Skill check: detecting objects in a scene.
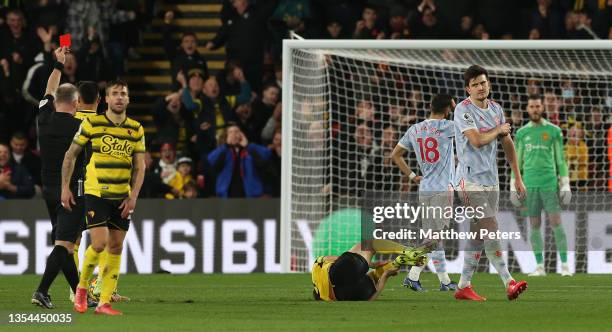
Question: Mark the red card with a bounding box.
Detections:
[59,34,71,48]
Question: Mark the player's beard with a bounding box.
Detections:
[530,112,541,122]
[110,105,126,115]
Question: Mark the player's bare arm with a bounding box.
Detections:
[44,46,67,96]
[462,123,510,149]
[368,266,399,301]
[119,152,146,219]
[391,145,421,183]
[501,135,526,197]
[60,142,83,211]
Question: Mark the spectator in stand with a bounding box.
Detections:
[235,101,258,143]
[388,8,410,39]
[76,28,113,87]
[563,10,593,39]
[411,0,444,39]
[163,11,210,90]
[251,83,280,142]
[152,91,196,159]
[23,51,80,108]
[323,20,345,39]
[140,151,173,198]
[207,125,271,198]
[353,4,386,39]
[530,0,563,39]
[543,89,561,125]
[206,0,279,93]
[182,181,199,199]
[565,124,589,191]
[261,102,282,144]
[195,76,238,159]
[154,142,178,185]
[9,132,41,194]
[0,142,35,199]
[263,130,282,197]
[178,68,205,116]
[165,157,195,199]
[0,9,38,90]
[585,106,607,190]
[269,0,316,59]
[215,61,253,106]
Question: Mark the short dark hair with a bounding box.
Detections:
[78,81,99,104]
[10,131,27,141]
[431,94,454,115]
[464,65,489,86]
[527,94,543,102]
[56,83,78,104]
[181,32,197,41]
[105,80,129,96]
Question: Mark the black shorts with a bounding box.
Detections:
[85,194,130,231]
[56,197,86,242]
[43,188,85,243]
[43,188,60,242]
[328,252,376,301]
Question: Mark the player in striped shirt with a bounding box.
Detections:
[453,65,527,301]
[61,80,146,315]
[391,94,458,292]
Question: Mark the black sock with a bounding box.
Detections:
[37,245,68,294]
[61,251,79,293]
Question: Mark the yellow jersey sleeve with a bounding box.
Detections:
[311,256,336,301]
[135,125,146,153]
[73,118,93,146]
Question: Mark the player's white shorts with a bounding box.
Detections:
[419,189,454,231]
[456,179,499,219]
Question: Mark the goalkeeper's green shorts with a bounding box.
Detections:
[523,187,560,217]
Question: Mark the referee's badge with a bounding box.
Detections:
[87,210,95,219]
[39,99,48,108]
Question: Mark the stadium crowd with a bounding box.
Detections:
[0,0,610,200]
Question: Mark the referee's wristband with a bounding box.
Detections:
[408,172,416,180]
[53,61,64,71]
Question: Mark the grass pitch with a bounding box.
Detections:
[0,273,610,331]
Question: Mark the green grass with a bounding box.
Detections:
[0,273,610,331]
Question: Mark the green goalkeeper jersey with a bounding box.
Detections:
[513,120,569,189]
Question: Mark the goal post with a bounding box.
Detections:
[281,40,612,273]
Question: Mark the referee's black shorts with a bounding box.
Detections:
[43,187,86,243]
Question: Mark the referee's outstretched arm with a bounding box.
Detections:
[44,46,67,97]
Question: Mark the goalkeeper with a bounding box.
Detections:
[312,239,430,301]
[511,94,572,277]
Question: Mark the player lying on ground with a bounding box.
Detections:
[312,239,430,301]
[512,94,572,277]
[391,93,459,292]
[453,65,528,301]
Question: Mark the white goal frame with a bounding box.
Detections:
[280,39,612,273]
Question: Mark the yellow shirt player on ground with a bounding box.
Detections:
[61,80,146,316]
[312,239,431,301]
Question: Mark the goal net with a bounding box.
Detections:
[281,40,612,274]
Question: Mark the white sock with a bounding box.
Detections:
[458,241,483,289]
[431,250,451,285]
[408,265,425,281]
[484,239,513,287]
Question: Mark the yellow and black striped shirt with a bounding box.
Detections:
[73,114,145,199]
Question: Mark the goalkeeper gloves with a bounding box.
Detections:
[559,176,572,205]
[510,178,522,207]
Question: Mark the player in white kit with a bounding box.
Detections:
[391,94,458,292]
[453,65,528,301]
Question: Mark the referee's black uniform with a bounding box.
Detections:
[37,94,86,243]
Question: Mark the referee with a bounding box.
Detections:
[32,47,91,309]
